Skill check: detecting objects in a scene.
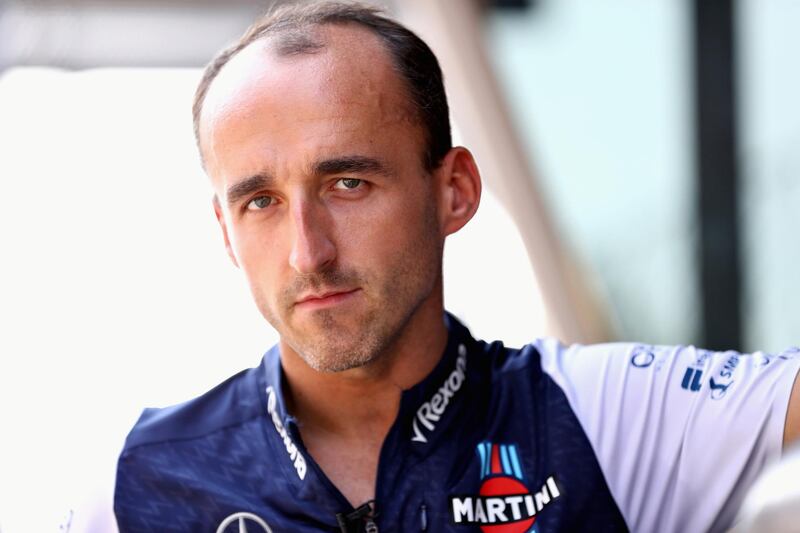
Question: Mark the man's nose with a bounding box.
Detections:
[288,199,336,274]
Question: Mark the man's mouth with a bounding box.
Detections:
[294,288,361,310]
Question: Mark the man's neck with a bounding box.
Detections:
[278,299,448,506]
[279,300,448,438]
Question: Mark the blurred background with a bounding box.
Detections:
[0,0,798,531]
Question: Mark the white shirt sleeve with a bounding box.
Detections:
[533,339,800,533]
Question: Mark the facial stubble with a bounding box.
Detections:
[258,196,442,373]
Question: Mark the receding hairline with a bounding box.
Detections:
[193,0,452,172]
[195,21,425,164]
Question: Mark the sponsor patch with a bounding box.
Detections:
[709,353,740,399]
[450,442,561,532]
[411,344,467,444]
[266,386,307,480]
[680,349,712,393]
[216,511,273,533]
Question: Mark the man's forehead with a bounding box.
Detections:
[199,23,421,184]
[200,24,411,133]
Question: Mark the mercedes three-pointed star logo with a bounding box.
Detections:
[216,511,274,533]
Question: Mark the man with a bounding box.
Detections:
[114,2,800,532]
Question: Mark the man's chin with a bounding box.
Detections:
[278,306,399,372]
[307,354,373,373]
[293,340,378,373]
[280,323,374,372]
[288,311,358,339]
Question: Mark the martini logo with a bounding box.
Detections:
[450,442,561,532]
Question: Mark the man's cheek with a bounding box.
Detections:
[234,231,277,269]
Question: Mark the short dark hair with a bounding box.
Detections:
[192,1,452,171]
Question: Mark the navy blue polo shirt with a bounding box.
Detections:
[114,314,800,532]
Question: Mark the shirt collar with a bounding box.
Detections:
[258,312,477,460]
[260,344,291,422]
[259,346,311,484]
[259,346,344,523]
[398,312,475,450]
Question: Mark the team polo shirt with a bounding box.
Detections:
[114,313,800,532]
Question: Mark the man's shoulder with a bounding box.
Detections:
[471,335,548,380]
[121,360,266,454]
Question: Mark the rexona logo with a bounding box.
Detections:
[411,344,467,444]
[266,386,307,480]
[450,442,561,533]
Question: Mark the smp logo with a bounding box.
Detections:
[450,442,560,532]
[709,354,740,400]
[709,377,734,400]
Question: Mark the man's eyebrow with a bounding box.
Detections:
[226,173,274,206]
[313,155,389,177]
[224,157,387,206]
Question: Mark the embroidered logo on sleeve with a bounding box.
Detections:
[680,349,711,393]
[709,353,740,399]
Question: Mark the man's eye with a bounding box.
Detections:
[334,178,363,190]
[246,196,273,210]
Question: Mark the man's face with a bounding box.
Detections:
[200,26,444,372]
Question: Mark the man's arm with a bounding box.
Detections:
[784,369,800,447]
[534,339,800,532]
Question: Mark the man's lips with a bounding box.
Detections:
[294,288,361,309]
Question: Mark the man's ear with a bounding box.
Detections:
[213,195,240,268]
[435,146,482,237]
